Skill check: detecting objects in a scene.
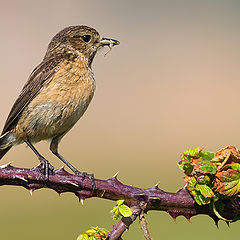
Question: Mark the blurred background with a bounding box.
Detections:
[0,0,239,239]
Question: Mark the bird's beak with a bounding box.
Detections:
[99,38,120,47]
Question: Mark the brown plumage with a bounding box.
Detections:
[0,25,119,181]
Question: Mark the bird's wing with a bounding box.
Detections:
[2,57,62,134]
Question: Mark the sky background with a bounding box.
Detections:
[0,0,240,239]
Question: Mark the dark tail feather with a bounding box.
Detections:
[0,131,14,160]
[0,146,12,160]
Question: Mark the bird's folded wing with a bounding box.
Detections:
[2,57,62,134]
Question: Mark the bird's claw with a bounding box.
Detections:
[76,171,95,191]
[38,157,54,180]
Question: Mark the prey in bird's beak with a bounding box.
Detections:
[99,38,120,56]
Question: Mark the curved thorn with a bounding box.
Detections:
[0,162,13,168]
[70,182,79,187]
[212,202,232,222]
[113,171,119,178]
[187,218,192,224]
[17,176,28,182]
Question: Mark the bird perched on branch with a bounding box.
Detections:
[0,25,119,183]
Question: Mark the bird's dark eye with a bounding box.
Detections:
[82,35,91,43]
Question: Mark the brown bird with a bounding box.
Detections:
[0,25,119,181]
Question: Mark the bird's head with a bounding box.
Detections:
[45,25,120,65]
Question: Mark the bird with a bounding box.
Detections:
[0,25,120,181]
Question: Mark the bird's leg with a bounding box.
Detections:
[50,137,95,190]
[25,140,54,179]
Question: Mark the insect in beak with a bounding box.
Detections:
[99,38,120,56]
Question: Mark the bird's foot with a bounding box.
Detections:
[38,156,54,180]
[75,170,95,191]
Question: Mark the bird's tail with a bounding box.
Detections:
[0,146,12,159]
[0,131,15,160]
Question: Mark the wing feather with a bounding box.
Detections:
[2,58,62,134]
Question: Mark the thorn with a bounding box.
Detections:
[0,162,12,168]
[17,176,28,182]
[36,163,42,168]
[112,171,119,178]
[98,190,106,198]
[80,198,84,205]
[70,182,79,187]
[226,221,230,228]
[29,189,33,196]
[172,217,177,224]
[214,218,219,228]
[186,218,192,224]
[154,183,159,188]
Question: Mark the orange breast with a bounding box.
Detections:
[14,57,96,142]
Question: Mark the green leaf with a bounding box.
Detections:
[119,204,132,217]
[193,192,203,205]
[215,169,240,196]
[182,147,202,160]
[191,190,203,205]
[197,175,210,185]
[196,191,211,205]
[186,176,197,191]
[199,151,215,160]
[88,236,96,240]
[178,161,193,175]
[197,160,217,174]
[231,163,240,172]
[86,229,96,235]
[96,228,108,239]
[195,184,215,198]
[111,206,120,219]
[117,200,124,205]
[77,234,88,240]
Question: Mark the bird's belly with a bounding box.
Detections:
[14,68,96,142]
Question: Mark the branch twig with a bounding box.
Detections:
[140,210,152,240]
[0,163,239,239]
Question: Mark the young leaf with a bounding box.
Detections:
[195,184,215,198]
[178,161,193,175]
[199,151,215,160]
[111,206,120,219]
[215,169,240,196]
[77,234,88,240]
[88,236,96,240]
[185,176,197,191]
[181,147,202,161]
[231,163,240,172]
[197,175,210,185]
[119,205,132,217]
[117,200,125,205]
[86,229,96,235]
[194,159,217,174]
[196,191,211,205]
[192,191,203,205]
[95,228,108,240]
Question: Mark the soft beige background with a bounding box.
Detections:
[0,0,239,239]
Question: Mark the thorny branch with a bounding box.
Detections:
[0,163,239,240]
